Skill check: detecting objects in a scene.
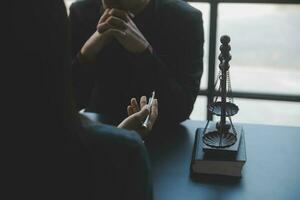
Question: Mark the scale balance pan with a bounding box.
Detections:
[208,102,239,117]
[203,130,237,148]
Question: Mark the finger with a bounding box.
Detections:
[131,98,139,113]
[151,99,158,117]
[109,9,129,22]
[125,13,138,29]
[140,96,147,109]
[98,24,125,36]
[148,99,158,129]
[127,105,134,116]
[97,22,112,33]
[135,106,150,122]
[128,12,135,19]
[106,28,126,37]
[99,9,111,24]
[106,16,128,31]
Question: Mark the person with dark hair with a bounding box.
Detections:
[70,0,204,128]
[9,0,157,199]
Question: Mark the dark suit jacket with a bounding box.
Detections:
[70,0,204,127]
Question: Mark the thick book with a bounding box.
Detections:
[190,128,246,177]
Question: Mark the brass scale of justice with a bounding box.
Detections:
[201,35,243,154]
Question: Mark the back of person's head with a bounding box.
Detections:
[11,0,76,131]
[9,1,91,199]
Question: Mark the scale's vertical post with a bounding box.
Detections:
[220,35,231,136]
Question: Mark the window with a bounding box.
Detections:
[223,98,300,127]
[191,1,300,127]
[217,4,300,95]
[190,96,207,121]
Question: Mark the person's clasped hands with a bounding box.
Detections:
[81,8,152,62]
[98,8,151,53]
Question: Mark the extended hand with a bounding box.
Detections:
[118,96,158,139]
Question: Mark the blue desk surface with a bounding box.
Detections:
[147,120,300,200]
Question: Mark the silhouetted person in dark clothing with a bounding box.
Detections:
[8,0,157,199]
[70,0,204,128]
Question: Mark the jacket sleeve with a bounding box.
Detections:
[131,10,204,126]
